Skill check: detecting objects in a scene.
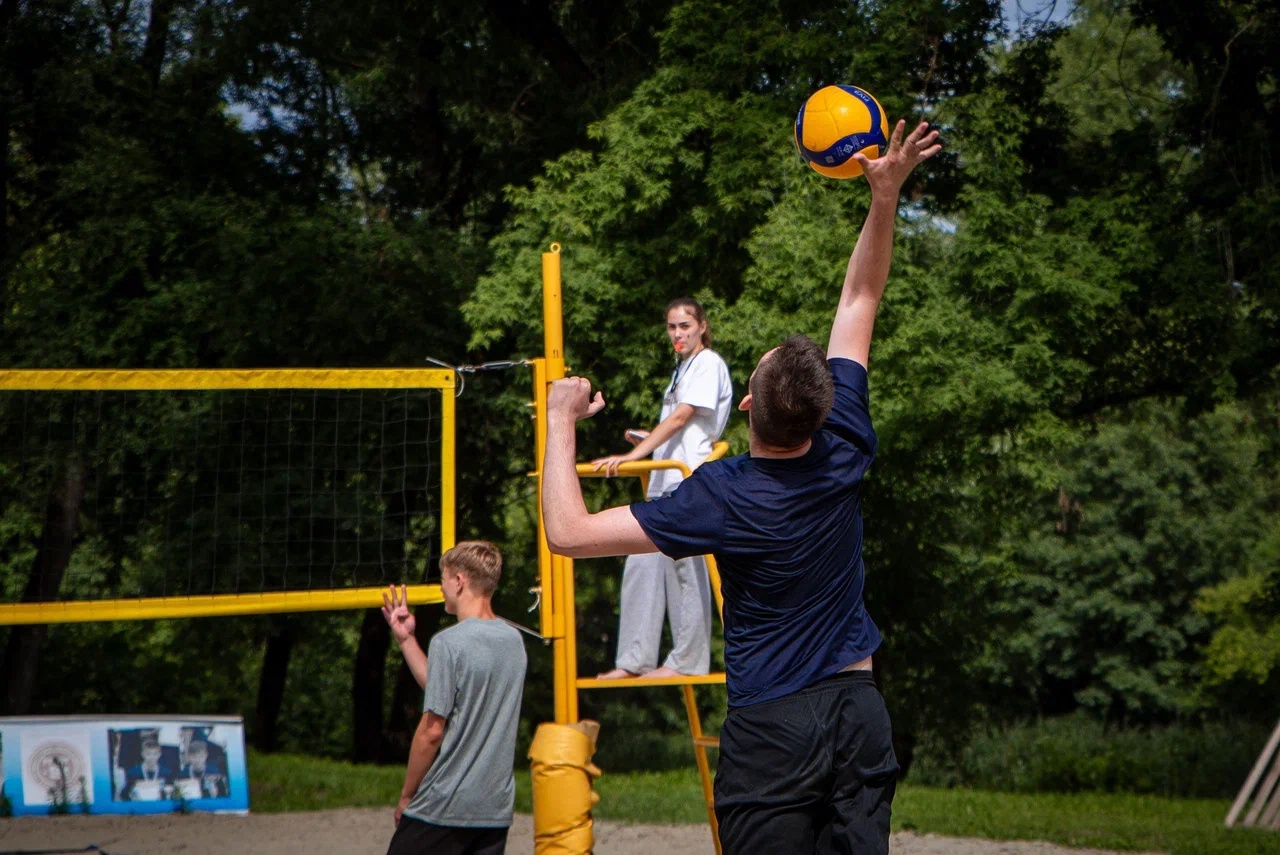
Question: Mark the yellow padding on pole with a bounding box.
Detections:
[529,720,602,855]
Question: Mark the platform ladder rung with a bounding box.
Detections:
[693,735,721,748]
[576,672,726,690]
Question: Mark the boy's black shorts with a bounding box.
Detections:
[386,816,508,855]
[714,670,899,855]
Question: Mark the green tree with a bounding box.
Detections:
[984,402,1279,723]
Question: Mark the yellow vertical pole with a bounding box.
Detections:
[542,243,566,380]
[542,242,578,724]
[440,383,457,553]
[531,358,554,641]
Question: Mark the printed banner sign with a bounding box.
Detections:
[1,715,249,816]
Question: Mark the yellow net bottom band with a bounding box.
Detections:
[0,584,443,625]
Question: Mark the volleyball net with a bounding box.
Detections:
[0,369,455,624]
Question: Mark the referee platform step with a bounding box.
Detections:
[575,672,726,689]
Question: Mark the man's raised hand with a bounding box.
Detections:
[853,119,942,196]
[548,377,606,422]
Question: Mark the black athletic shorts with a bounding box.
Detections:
[714,670,898,854]
[386,815,508,855]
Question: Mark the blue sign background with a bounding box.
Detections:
[1,715,249,816]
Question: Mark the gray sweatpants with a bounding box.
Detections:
[614,552,712,675]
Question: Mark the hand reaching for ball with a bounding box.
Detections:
[853,120,941,196]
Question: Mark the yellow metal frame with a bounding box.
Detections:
[0,367,457,624]
[530,246,727,853]
[0,586,444,625]
[0,368,456,391]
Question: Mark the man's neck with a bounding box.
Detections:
[749,436,812,459]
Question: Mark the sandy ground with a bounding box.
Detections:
[0,808,1161,855]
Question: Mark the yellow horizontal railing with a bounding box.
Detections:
[574,440,730,620]
[573,440,730,481]
[0,368,456,391]
[0,585,444,625]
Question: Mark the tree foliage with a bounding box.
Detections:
[0,0,1278,768]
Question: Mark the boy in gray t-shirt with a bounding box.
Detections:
[384,541,527,855]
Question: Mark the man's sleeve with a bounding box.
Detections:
[422,634,455,718]
[630,467,724,559]
[824,357,876,459]
[675,355,723,413]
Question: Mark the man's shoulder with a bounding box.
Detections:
[694,453,748,483]
[827,356,869,384]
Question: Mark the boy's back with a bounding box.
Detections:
[405,618,526,827]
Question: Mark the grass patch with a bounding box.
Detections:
[249,751,406,812]
[249,752,1280,854]
[894,785,1280,855]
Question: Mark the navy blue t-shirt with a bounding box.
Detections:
[630,357,881,708]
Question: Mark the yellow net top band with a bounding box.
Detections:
[0,368,456,391]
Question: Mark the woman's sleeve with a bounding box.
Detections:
[676,355,725,413]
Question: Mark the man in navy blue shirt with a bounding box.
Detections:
[543,119,941,854]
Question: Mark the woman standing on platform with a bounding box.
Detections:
[591,298,733,679]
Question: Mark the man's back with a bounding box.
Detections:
[632,358,880,706]
[405,618,526,827]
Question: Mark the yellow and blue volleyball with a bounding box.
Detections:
[794,85,889,179]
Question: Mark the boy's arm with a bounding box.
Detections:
[543,377,661,558]
[394,712,446,826]
[828,120,941,367]
[382,585,427,688]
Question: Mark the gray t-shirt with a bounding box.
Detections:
[404,618,527,827]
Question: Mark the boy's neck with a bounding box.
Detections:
[454,597,496,621]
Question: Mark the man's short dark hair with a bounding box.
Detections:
[748,335,834,448]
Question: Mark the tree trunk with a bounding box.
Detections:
[1,456,87,715]
[385,658,422,762]
[351,608,390,763]
[141,0,174,90]
[254,616,295,753]
[0,0,19,326]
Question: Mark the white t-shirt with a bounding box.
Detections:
[647,348,733,498]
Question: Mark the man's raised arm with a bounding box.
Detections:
[828,119,942,367]
[542,377,660,559]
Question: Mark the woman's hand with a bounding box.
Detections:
[591,451,641,477]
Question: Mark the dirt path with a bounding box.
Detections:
[0,808,1161,855]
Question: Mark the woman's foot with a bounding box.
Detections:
[596,668,640,680]
[646,666,687,679]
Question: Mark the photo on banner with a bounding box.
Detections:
[0,715,249,816]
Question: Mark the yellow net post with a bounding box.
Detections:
[539,242,579,726]
[531,241,727,854]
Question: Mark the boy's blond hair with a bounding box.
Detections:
[441,540,503,597]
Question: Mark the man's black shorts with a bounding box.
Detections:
[714,670,898,854]
[386,815,508,855]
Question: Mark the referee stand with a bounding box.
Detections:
[530,243,727,855]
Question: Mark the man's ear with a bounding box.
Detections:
[737,393,752,412]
